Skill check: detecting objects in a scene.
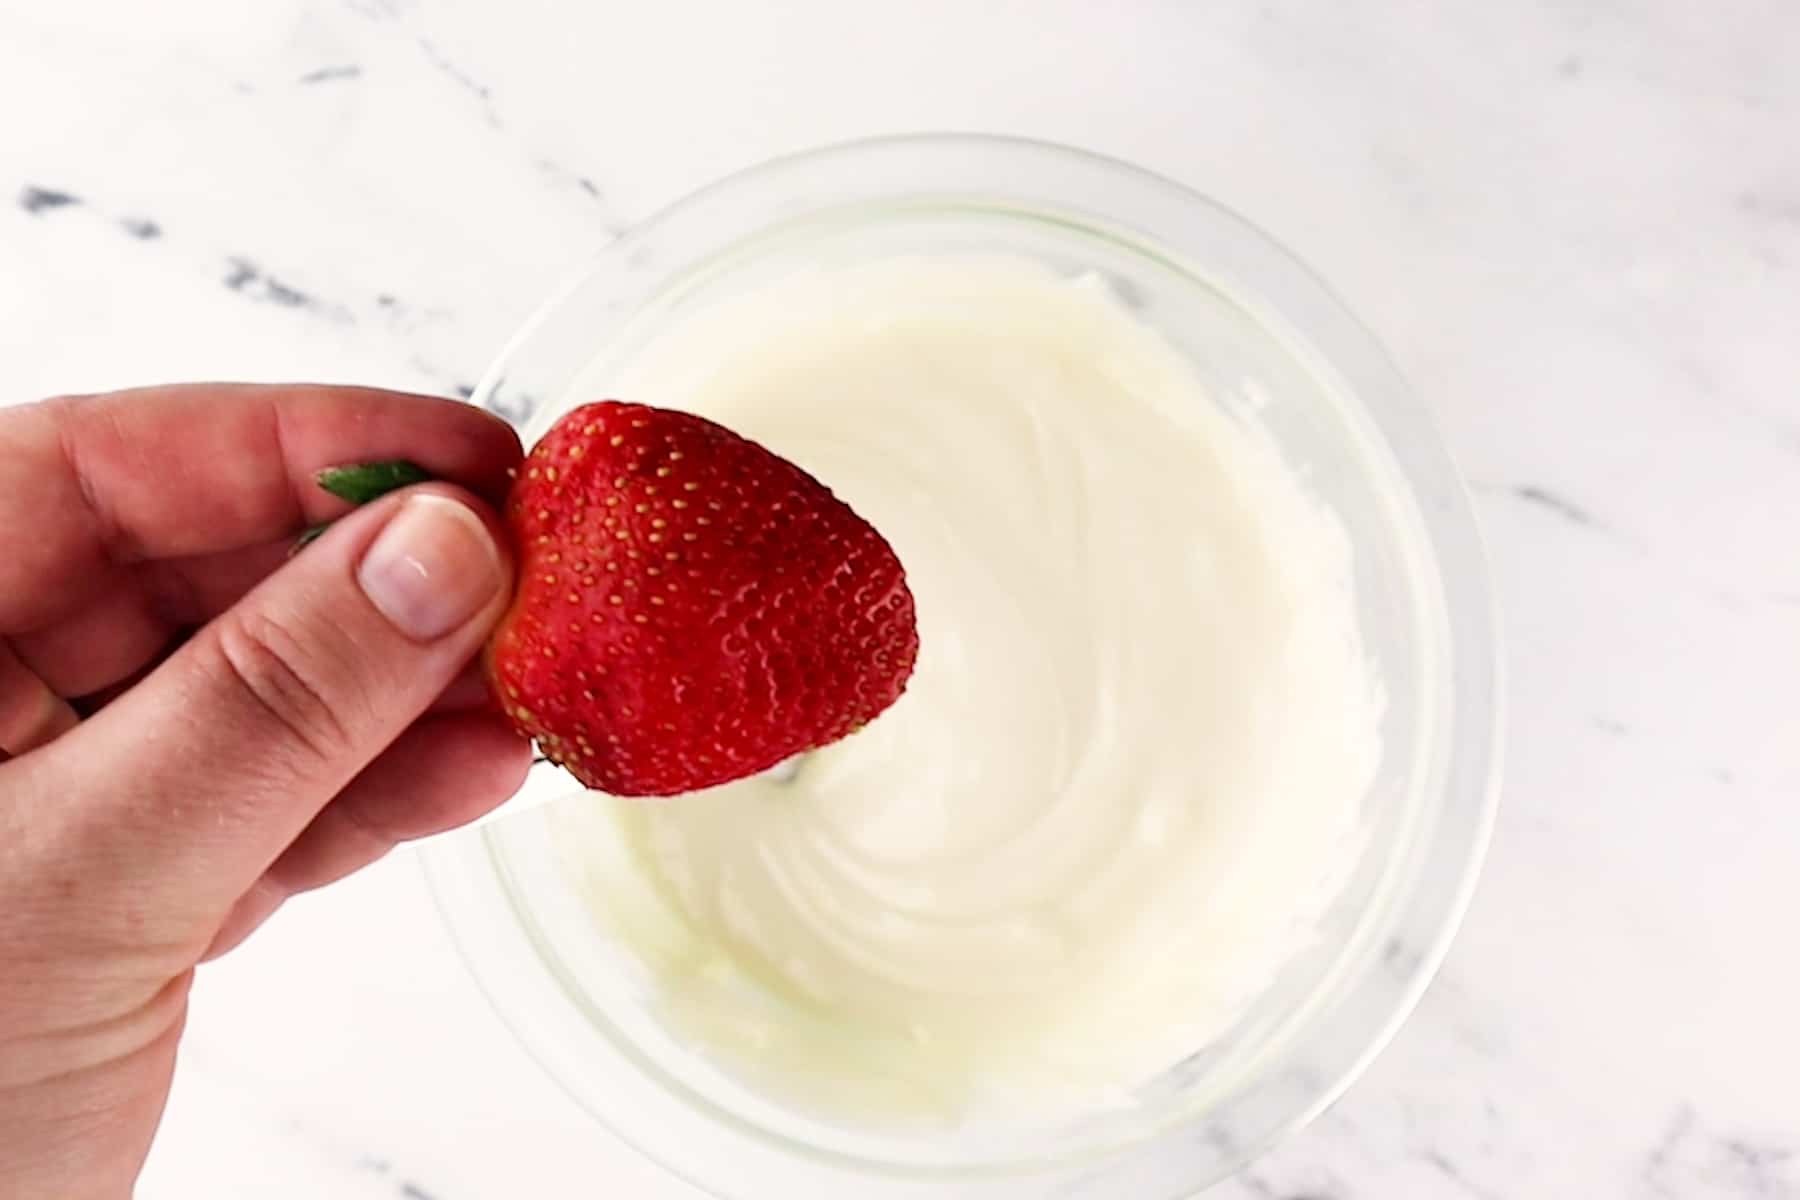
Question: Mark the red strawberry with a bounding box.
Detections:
[482,400,917,796]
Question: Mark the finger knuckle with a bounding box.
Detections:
[213,609,359,763]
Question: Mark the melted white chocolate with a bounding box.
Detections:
[552,257,1381,1118]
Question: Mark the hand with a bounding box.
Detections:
[0,384,529,1199]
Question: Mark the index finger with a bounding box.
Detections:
[0,384,522,629]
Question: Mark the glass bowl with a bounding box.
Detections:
[421,134,1500,1198]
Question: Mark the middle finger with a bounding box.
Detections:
[7,585,171,699]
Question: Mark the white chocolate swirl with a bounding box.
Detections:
[557,257,1381,1116]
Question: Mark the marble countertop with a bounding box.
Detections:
[4,1,1796,1196]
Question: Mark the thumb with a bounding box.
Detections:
[39,485,514,923]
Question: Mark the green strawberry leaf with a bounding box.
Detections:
[314,460,431,504]
[289,522,332,556]
[291,459,435,555]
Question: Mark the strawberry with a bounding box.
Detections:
[482,401,917,796]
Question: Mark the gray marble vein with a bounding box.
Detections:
[19,185,79,214]
[1512,484,1595,527]
[413,35,499,127]
[298,64,363,85]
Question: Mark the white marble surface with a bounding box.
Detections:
[3,0,1797,1196]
